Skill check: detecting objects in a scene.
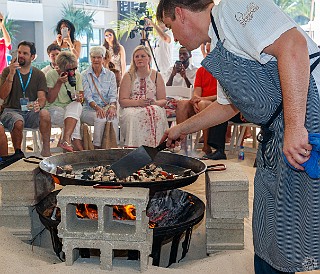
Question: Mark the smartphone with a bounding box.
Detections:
[175,60,182,72]
[61,27,68,39]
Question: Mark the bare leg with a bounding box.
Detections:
[11,120,23,151]
[176,100,195,124]
[0,126,8,156]
[202,128,212,154]
[72,139,84,151]
[176,100,195,151]
[39,109,52,157]
[198,100,213,154]
[63,117,77,144]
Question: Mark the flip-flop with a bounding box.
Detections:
[58,141,74,152]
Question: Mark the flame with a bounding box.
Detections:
[52,175,60,185]
[113,205,136,220]
[76,204,98,219]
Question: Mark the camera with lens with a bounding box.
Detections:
[66,70,76,87]
[129,3,153,40]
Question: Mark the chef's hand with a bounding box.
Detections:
[282,126,312,170]
[160,124,186,148]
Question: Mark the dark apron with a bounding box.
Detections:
[201,13,320,272]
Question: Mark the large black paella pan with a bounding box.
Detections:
[39,149,207,192]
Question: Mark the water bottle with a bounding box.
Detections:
[238,146,245,160]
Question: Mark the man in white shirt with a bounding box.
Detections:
[165,46,197,88]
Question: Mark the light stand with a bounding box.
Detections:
[140,29,160,72]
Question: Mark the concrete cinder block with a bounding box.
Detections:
[57,186,152,271]
[205,161,249,219]
[206,217,244,254]
[0,159,54,206]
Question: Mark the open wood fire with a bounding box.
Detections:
[43,189,195,229]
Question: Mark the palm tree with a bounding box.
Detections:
[60,3,96,62]
[0,15,20,43]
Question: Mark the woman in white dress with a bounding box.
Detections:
[119,45,168,147]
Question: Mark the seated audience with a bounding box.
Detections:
[119,45,168,147]
[0,121,8,156]
[0,41,51,157]
[176,66,217,154]
[165,46,197,88]
[45,51,83,152]
[81,46,118,148]
[42,43,61,75]
[54,19,81,59]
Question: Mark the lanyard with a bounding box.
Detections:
[17,67,33,98]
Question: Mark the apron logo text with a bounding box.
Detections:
[235,3,260,27]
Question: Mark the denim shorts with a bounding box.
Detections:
[0,108,40,132]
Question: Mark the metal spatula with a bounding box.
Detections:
[110,141,168,179]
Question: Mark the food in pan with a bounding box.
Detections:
[55,163,193,182]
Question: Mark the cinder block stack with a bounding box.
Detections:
[0,159,54,241]
[205,161,249,254]
[57,185,152,271]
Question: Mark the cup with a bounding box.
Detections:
[27,101,34,111]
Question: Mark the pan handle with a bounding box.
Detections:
[206,163,227,171]
[93,184,123,189]
[156,138,181,151]
[23,156,43,164]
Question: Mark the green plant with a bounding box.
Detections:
[60,3,96,41]
[0,15,20,43]
[112,5,157,41]
[274,0,312,24]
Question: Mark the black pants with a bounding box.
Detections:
[254,254,294,274]
[207,113,244,151]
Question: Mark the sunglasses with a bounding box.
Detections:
[66,67,77,72]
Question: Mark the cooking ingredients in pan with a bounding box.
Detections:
[55,163,193,182]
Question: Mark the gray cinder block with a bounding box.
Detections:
[57,185,152,271]
[205,161,249,219]
[0,160,54,206]
[206,217,244,254]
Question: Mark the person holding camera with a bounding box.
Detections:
[54,19,81,60]
[0,12,11,74]
[145,18,174,73]
[0,41,51,157]
[165,46,197,88]
[45,51,83,152]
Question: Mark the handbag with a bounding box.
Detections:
[101,121,117,149]
[81,123,94,150]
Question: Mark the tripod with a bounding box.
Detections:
[140,29,160,72]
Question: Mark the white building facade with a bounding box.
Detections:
[0,0,118,62]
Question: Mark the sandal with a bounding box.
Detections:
[58,141,74,152]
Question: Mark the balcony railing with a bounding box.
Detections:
[73,0,109,8]
[8,0,41,3]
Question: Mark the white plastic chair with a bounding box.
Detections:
[165,86,193,126]
[228,122,260,154]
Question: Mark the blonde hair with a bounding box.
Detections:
[128,45,152,78]
[56,51,77,71]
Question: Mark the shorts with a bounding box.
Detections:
[0,108,40,132]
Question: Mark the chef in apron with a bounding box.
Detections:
[157,0,320,273]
